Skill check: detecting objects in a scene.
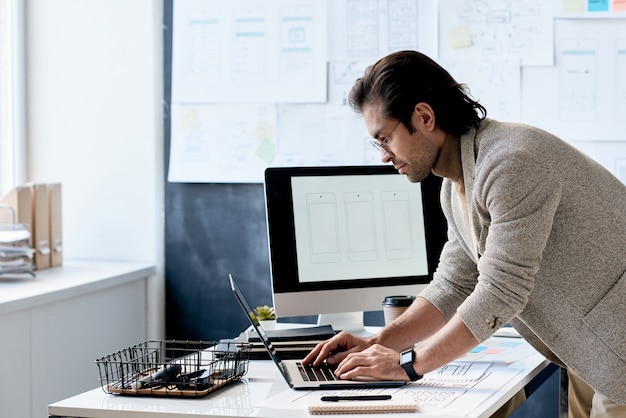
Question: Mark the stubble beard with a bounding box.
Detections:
[403,144,440,183]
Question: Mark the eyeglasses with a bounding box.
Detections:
[370,120,401,153]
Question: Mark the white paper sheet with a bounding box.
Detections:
[167,103,278,183]
[438,0,559,66]
[172,0,328,103]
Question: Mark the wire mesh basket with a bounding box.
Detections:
[95,340,251,397]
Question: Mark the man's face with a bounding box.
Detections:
[362,103,440,183]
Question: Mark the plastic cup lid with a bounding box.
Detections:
[382,295,416,307]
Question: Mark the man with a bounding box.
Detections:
[303,51,626,417]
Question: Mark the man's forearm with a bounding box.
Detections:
[370,298,480,375]
[412,314,480,374]
[370,296,447,351]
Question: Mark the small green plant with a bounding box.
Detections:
[254,305,276,321]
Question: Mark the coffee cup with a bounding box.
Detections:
[382,295,416,325]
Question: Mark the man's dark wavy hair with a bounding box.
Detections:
[348,50,486,137]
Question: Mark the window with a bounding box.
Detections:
[0,0,26,196]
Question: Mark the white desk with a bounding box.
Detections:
[49,337,552,418]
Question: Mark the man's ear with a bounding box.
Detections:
[414,102,436,131]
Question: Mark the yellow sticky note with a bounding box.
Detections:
[448,25,473,50]
[562,0,585,13]
[179,107,199,129]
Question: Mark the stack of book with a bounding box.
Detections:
[243,325,336,360]
[0,206,35,276]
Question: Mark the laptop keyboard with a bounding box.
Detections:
[296,362,338,381]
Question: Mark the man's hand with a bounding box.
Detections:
[303,332,411,382]
[302,331,372,367]
[333,344,409,381]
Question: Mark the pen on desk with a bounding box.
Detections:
[320,395,392,402]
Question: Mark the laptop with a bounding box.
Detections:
[229,274,408,390]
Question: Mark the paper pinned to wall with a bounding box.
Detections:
[521,18,626,142]
[172,0,328,103]
[327,0,421,61]
[438,0,559,66]
[167,104,278,184]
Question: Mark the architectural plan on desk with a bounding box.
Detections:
[262,361,522,416]
[456,335,537,364]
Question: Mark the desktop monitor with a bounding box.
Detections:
[263,165,447,334]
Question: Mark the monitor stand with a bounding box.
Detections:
[316,312,374,337]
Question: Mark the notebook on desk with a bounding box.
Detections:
[229,274,408,390]
[246,325,337,360]
[247,324,336,342]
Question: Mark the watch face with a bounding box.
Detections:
[401,350,413,364]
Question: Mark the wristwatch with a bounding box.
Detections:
[399,348,423,381]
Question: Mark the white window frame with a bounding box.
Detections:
[0,0,26,196]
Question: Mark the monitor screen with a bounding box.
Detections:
[264,165,447,333]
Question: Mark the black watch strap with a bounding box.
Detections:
[400,348,423,381]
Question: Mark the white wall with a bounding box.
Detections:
[24,0,164,338]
